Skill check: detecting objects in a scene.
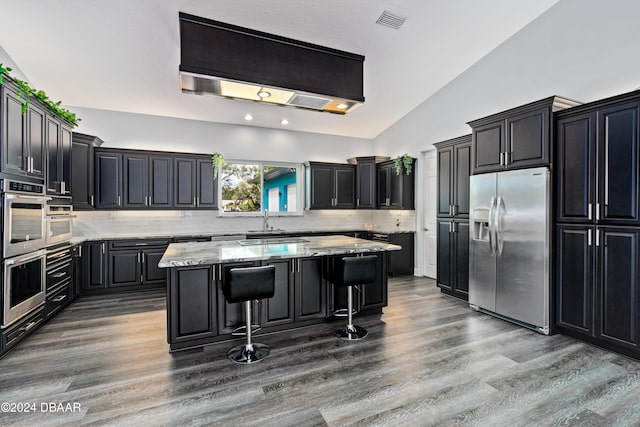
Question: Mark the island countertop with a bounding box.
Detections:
[158,235,401,268]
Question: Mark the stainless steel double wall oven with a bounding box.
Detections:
[1,179,49,327]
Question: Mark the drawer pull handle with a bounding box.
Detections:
[51,272,67,278]
[21,321,37,332]
[52,295,67,303]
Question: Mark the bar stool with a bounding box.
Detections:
[222,265,275,364]
[329,255,377,340]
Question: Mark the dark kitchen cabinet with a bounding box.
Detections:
[71,243,82,300]
[327,253,387,315]
[305,162,355,209]
[556,224,640,357]
[377,158,415,210]
[261,259,295,327]
[123,153,173,209]
[555,225,595,336]
[173,156,216,209]
[46,117,72,196]
[355,157,376,209]
[168,265,218,344]
[387,232,415,276]
[469,96,579,175]
[435,135,471,218]
[71,132,103,210]
[556,98,640,226]
[83,241,108,290]
[95,150,123,208]
[436,219,469,300]
[295,257,327,321]
[1,80,46,180]
[107,239,170,288]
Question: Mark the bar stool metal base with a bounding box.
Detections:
[336,324,368,340]
[227,343,270,364]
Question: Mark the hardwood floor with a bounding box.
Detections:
[1,277,640,426]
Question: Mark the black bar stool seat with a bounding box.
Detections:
[329,255,377,340]
[222,265,275,364]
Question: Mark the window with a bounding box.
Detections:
[220,161,302,215]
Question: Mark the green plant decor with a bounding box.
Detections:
[0,63,80,127]
[393,154,413,175]
[211,152,224,178]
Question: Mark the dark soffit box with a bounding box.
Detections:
[179,12,365,113]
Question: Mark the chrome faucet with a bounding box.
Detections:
[262,209,269,231]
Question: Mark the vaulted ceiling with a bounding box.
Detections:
[0,0,560,139]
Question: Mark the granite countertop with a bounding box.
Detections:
[158,235,402,268]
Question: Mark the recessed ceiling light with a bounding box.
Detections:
[336,103,348,110]
[257,90,271,98]
[244,114,253,121]
[281,119,289,125]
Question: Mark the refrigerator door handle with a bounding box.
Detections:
[496,196,505,256]
[488,196,496,254]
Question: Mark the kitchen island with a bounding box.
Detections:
[159,235,401,351]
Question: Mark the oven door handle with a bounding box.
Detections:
[5,194,52,201]
[5,249,47,265]
[46,215,77,220]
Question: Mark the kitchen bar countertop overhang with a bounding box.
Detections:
[158,235,402,267]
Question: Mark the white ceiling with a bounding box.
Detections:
[0,0,560,139]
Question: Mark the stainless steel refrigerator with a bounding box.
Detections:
[469,166,550,334]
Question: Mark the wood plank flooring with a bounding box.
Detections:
[1,277,640,426]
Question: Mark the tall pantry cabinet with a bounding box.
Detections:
[435,135,471,300]
[555,90,640,359]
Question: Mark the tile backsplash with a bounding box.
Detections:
[73,209,416,239]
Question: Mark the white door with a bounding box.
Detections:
[423,150,437,278]
[268,188,279,212]
[286,184,297,212]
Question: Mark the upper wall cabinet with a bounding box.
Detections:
[556,91,640,226]
[468,96,580,175]
[71,132,103,210]
[1,79,55,182]
[92,147,217,210]
[435,135,471,218]
[377,158,415,210]
[355,157,376,209]
[305,162,355,209]
[46,117,72,196]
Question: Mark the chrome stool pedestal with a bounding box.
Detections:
[222,265,275,364]
[329,255,377,341]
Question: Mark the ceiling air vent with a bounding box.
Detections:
[287,94,332,110]
[376,10,407,30]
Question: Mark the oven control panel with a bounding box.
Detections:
[1,179,45,195]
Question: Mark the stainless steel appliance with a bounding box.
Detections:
[2,249,46,327]
[2,179,48,258]
[469,167,550,334]
[45,201,74,247]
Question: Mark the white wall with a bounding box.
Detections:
[72,107,374,164]
[373,0,640,275]
[374,0,640,157]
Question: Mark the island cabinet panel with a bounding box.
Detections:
[261,259,295,327]
[169,266,217,344]
[217,261,260,335]
[296,257,327,320]
[326,253,387,314]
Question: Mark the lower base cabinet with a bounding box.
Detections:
[436,219,469,300]
[1,307,45,355]
[168,266,217,345]
[556,224,640,358]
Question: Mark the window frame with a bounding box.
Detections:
[217,159,304,217]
